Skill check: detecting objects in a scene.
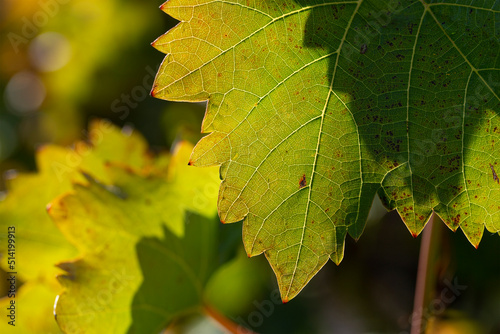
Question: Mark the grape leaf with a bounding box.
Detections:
[0,120,169,333]
[49,142,222,333]
[152,0,500,301]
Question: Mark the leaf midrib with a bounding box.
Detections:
[286,0,364,299]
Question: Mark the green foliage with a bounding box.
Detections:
[0,119,158,333]
[1,122,263,333]
[0,0,164,145]
[152,0,500,300]
[50,142,220,333]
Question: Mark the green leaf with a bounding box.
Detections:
[49,141,222,333]
[152,0,500,301]
[204,249,269,317]
[0,120,170,333]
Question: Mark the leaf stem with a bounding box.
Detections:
[410,213,443,334]
[203,304,258,334]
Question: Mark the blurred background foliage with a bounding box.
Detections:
[0,0,499,333]
[0,0,205,182]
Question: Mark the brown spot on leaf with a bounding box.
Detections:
[299,174,307,188]
[360,44,367,54]
[489,163,499,184]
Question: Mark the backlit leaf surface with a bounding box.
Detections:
[50,142,221,333]
[0,120,170,333]
[152,0,500,300]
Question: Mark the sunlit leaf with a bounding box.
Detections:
[152,0,500,300]
[0,120,170,332]
[49,141,221,333]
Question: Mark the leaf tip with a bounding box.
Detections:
[46,203,52,213]
[159,1,169,12]
[282,297,289,304]
[411,232,418,238]
[150,87,158,98]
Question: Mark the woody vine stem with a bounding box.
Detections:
[411,213,443,334]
